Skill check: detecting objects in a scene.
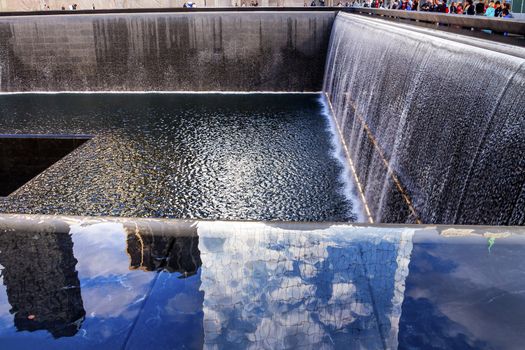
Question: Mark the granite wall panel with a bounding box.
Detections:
[0,11,335,91]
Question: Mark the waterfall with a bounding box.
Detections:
[323,13,525,225]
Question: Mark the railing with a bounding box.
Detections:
[344,7,525,36]
[0,7,523,37]
[0,7,338,16]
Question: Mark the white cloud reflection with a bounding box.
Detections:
[70,223,155,320]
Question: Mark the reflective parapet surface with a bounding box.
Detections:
[0,214,523,349]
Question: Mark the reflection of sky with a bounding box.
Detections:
[0,222,157,349]
[70,223,157,346]
[0,220,204,349]
[71,223,131,277]
[198,221,414,349]
[0,266,12,327]
[1,219,522,349]
[400,236,525,350]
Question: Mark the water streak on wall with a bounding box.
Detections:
[0,12,334,91]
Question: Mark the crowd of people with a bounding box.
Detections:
[233,1,260,6]
[306,0,515,17]
[40,0,514,17]
[391,0,513,17]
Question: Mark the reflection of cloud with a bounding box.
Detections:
[166,292,203,315]
[70,223,155,320]
[71,223,130,277]
[81,274,152,320]
[270,277,317,302]
[401,241,525,350]
[198,221,414,349]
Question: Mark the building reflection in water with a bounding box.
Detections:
[122,223,205,350]
[198,222,414,349]
[0,228,85,338]
[126,225,202,276]
[0,220,203,343]
[0,219,418,349]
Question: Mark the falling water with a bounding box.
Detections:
[319,95,370,223]
[323,13,525,225]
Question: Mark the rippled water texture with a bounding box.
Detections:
[0,93,356,221]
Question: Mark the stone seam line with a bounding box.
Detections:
[325,92,422,224]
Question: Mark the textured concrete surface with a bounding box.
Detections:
[0,11,334,91]
[0,0,313,10]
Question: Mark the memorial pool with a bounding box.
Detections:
[0,93,361,222]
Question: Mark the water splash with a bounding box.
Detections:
[318,95,370,223]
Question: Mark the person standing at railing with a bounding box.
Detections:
[475,0,485,14]
[501,8,512,17]
[465,0,476,14]
[456,2,464,13]
[494,1,502,16]
[502,3,513,16]
[437,0,447,12]
[484,0,495,16]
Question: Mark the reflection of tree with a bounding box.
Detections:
[126,226,201,277]
[0,230,85,338]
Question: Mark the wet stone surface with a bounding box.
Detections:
[0,93,355,222]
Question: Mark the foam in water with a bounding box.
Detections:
[319,95,370,223]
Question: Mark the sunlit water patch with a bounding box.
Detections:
[0,93,360,222]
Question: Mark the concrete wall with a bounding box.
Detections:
[0,11,334,91]
[0,0,312,12]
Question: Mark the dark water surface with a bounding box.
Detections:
[0,93,355,221]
